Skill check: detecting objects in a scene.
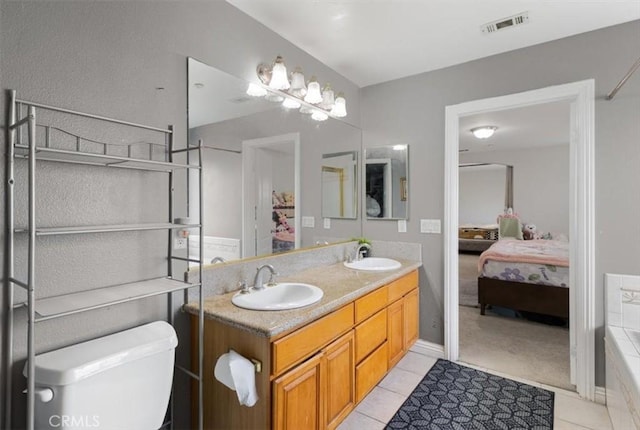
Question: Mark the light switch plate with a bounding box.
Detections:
[323,218,331,229]
[302,216,315,228]
[398,219,407,233]
[420,219,441,234]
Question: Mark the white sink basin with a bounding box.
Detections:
[344,257,402,272]
[231,282,324,311]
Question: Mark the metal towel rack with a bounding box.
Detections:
[4,89,205,430]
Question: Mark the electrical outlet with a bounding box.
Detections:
[302,216,315,228]
[174,238,187,249]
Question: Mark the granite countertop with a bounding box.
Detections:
[184,259,422,339]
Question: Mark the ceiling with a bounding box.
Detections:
[227,0,640,87]
[459,100,570,152]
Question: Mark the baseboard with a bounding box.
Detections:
[595,386,606,405]
[410,339,445,358]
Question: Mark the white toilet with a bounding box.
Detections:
[24,321,178,430]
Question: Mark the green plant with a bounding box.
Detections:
[351,237,371,246]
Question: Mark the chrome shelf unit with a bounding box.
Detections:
[4,89,205,430]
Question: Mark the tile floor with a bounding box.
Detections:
[337,350,613,430]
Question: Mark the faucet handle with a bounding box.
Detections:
[238,280,251,294]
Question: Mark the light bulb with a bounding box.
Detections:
[330,93,347,117]
[289,67,307,98]
[304,76,323,104]
[311,110,328,121]
[268,56,290,90]
[246,83,267,97]
[320,84,335,110]
[282,97,301,109]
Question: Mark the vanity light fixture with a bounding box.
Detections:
[471,126,498,139]
[282,97,301,109]
[330,93,347,118]
[246,83,267,97]
[304,77,323,104]
[254,56,347,121]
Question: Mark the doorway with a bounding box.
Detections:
[242,133,300,258]
[444,80,596,400]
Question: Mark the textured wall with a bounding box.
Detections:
[361,20,640,386]
[0,2,360,428]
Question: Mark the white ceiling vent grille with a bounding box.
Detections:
[482,12,530,34]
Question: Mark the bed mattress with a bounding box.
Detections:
[479,239,570,288]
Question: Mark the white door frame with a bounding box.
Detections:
[242,133,301,257]
[443,80,595,400]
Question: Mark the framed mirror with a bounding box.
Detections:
[321,151,358,219]
[187,57,363,263]
[365,145,409,220]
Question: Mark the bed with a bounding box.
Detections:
[459,225,498,253]
[477,239,570,319]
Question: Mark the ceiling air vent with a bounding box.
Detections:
[482,12,529,34]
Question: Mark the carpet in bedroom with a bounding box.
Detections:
[459,305,573,391]
[459,252,480,307]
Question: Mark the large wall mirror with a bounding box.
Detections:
[365,145,409,220]
[322,151,358,219]
[187,58,362,263]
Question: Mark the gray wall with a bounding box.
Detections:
[461,145,570,235]
[459,164,507,226]
[0,2,360,428]
[361,20,640,387]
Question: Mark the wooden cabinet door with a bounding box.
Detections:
[404,288,419,349]
[387,299,405,368]
[323,331,355,430]
[273,353,325,430]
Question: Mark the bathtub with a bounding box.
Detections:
[605,273,640,430]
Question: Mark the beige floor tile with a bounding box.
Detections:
[553,418,593,429]
[336,411,385,430]
[378,367,424,396]
[554,392,613,430]
[396,351,438,376]
[354,387,406,424]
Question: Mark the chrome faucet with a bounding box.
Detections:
[354,243,371,261]
[210,256,226,264]
[253,264,278,290]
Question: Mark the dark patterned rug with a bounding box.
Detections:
[386,359,554,430]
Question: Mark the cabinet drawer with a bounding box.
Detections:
[354,286,388,324]
[272,304,354,376]
[355,341,388,402]
[354,308,387,363]
[387,270,418,303]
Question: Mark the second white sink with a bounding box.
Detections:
[344,257,402,272]
[231,282,323,311]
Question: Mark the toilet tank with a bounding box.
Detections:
[24,321,178,430]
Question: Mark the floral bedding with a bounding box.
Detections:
[478,239,570,288]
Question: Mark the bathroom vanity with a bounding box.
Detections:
[187,261,420,430]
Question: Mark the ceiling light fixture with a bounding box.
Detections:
[254,56,347,121]
[471,126,498,139]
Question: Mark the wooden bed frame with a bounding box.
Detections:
[478,277,569,318]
